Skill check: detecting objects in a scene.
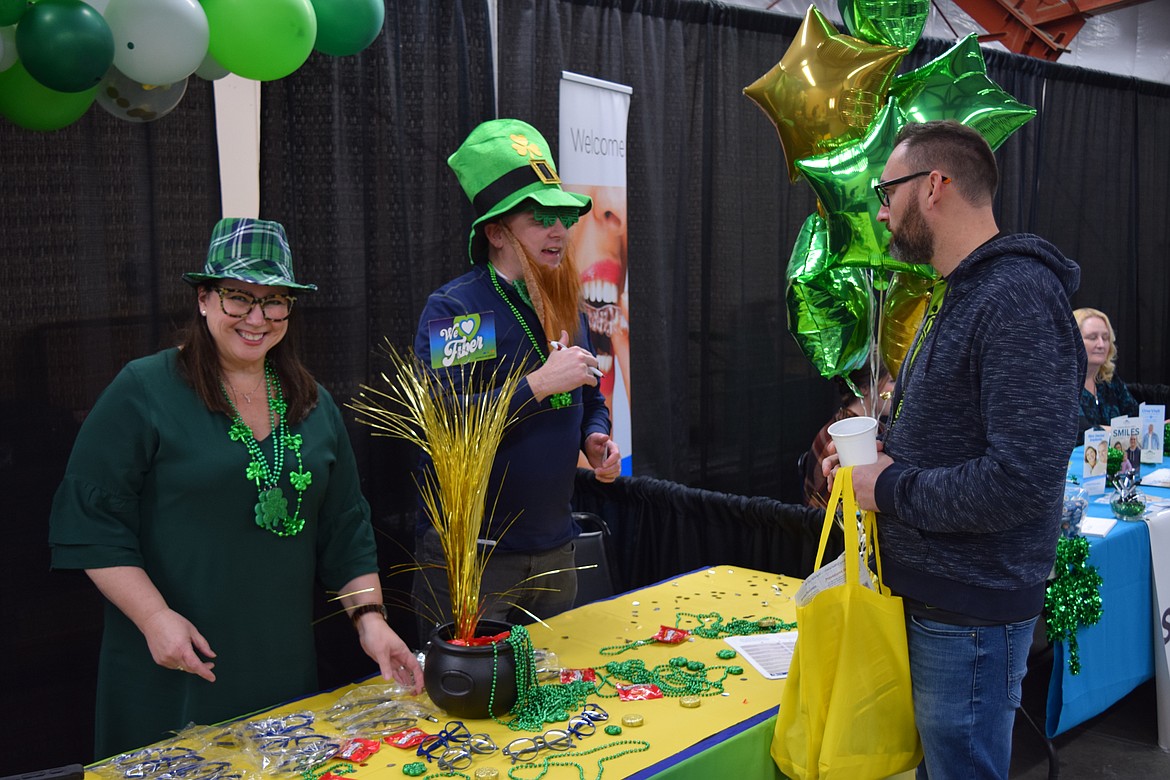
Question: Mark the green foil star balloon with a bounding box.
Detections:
[839,0,931,50]
[744,5,907,182]
[786,213,872,379]
[796,97,936,278]
[889,34,1037,150]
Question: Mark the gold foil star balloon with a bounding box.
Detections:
[838,0,931,50]
[879,271,933,379]
[889,34,1036,149]
[744,5,907,182]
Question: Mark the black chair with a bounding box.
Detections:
[1127,382,1170,408]
[571,511,618,607]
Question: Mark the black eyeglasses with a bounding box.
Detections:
[873,171,950,207]
[214,287,296,322]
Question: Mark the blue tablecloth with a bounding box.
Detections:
[1045,447,1165,737]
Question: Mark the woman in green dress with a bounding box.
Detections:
[49,218,422,759]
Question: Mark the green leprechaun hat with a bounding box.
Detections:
[448,118,592,264]
[183,217,317,291]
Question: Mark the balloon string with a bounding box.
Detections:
[867,269,882,419]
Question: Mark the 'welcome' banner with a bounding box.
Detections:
[559,72,633,475]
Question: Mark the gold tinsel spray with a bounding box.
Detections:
[349,341,526,641]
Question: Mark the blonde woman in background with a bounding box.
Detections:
[1074,307,1138,433]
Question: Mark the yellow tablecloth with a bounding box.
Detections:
[93,566,801,779]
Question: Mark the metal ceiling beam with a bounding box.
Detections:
[950,0,1157,61]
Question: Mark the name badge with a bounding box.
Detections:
[428,312,497,368]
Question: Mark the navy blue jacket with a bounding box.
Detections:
[874,233,1086,622]
[414,264,611,553]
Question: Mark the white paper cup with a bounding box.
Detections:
[827,416,879,467]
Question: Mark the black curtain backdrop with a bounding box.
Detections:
[499,1,832,498]
[0,2,492,768]
[3,0,1170,769]
[1,77,222,771]
[496,0,1170,502]
[256,0,496,691]
[572,469,840,593]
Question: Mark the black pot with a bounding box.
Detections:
[423,620,517,719]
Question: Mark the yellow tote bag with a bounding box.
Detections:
[771,467,923,779]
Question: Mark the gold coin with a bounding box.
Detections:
[474,769,499,780]
[680,695,701,708]
[621,713,645,727]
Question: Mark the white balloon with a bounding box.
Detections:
[103,0,209,85]
[0,26,16,73]
[81,0,112,14]
[96,67,188,123]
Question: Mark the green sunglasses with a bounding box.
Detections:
[530,205,581,229]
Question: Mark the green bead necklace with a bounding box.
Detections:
[303,763,355,780]
[488,264,571,410]
[598,611,796,656]
[506,739,651,780]
[220,359,312,537]
[676,611,797,639]
[489,624,599,732]
[410,770,469,780]
[597,657,737,699]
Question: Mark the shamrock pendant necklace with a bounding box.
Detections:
[488,264,572,409]
[220,359,312,537]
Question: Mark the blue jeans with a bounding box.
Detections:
[907,614,1036,780]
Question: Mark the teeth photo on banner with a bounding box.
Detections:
[559,72,633,475]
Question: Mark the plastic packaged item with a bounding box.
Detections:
[231,712,340,774]
[1062,484,1089,537]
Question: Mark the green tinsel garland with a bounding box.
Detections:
[1044,536,1103,675]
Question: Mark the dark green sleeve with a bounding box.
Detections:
[313,387,378,591]
[48,362,158,570]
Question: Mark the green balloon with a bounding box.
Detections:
[838,0,930,50]
[203,0,318,82]
[310,0,383,57]
[889,35,1037,151]
[0,0,28,27]
[0,59,96,130]
[786,213,873,380]
[796,98,935,279]
[15,0,113,92]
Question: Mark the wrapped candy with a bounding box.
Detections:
[1060,484,1088,538]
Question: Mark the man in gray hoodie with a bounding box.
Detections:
[828,120,1085,779]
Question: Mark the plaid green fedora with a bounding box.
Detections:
[449,118,592,263]
[183,218,318,291]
